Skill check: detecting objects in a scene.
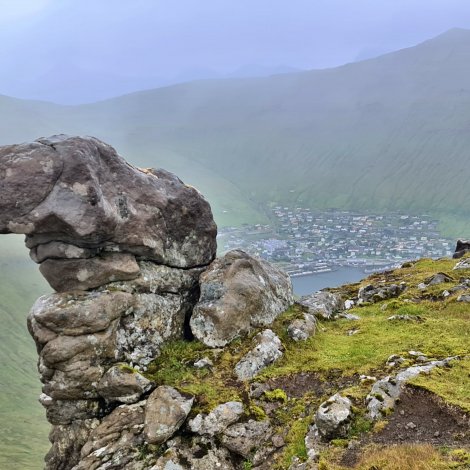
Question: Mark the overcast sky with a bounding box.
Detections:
[1,0,470,103]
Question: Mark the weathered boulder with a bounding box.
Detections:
[144,386,194,445]
[188,401,244,436]
[97,364,153,404]
[314,394,353,440]
[29,290,134,337]
[234,329,283,380]
[45,419,98,470]
[39,253,141,292]
[454,257,470,270]
[425,272,454,286]
[76,402,146,469]
[453,240,470,258]
[298,291,343,320]
[221,419,273,458]
[0,135,217,276]
[190,250,293,347]
[358,283,406,303]
[287,313,316,341]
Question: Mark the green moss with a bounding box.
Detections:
[144,340,243,413]
[264,388,288,403]
[278,417,309,468]
[409,358,470,412]
[249,404,267,421]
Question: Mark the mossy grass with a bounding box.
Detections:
[409,357,470,412]
[143,257,469,468]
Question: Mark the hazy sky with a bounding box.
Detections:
[1,0,470,103]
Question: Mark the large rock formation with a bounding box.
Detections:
[191,249,293,347]
[0,134,217,291]
[1,135,293,469]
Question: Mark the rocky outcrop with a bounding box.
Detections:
[1,135,217,291]
[298,291,343,320]
[314,394,353,440]
[358,282,406,304]
[191,250,293,347]
[453,240,470,258]
[234,329,284,380]
[1,136,297,470]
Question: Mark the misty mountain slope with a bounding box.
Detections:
[0,236,49,470]
[2,29,470,233]
[75,28,470,231]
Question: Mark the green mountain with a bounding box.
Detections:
[0,236,50,470]
[2,29,470,235]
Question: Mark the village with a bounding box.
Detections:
[218,207,454,277]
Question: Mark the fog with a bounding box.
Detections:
[1,0,470,103]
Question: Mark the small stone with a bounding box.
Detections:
[344,299,355,310]
[144,386,194,445]
[406,422,417,429]
[97,364,153,404]
[347,328,360,336]
[417,283,427,290]
[194,357,213,369]
[234,329,283,380]
[400,410,405,416]
[339,313,361,321]
[188,401,244,436]
[315,394,353,440]
[434,431,440,437]
[287,313,316,341]
[272,434,285,448]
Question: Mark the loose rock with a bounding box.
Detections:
[191,250,293,347]
[144,386,194,445]
[234,329,283,380]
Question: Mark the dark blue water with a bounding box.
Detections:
[291,267,366,296]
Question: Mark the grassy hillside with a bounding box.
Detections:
[0,236,50,470]
[2,29,470,234]
[147,256,470,469]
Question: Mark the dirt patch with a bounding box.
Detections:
[266,371,359,399]
[341,385,470,467]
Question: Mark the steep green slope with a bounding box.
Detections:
[0,237,50,470]
[2,29,470,234]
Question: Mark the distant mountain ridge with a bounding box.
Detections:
[2,28,470,235]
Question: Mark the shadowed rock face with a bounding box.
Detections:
[0,135,217,277]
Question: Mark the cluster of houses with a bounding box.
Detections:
[218,208,453,276]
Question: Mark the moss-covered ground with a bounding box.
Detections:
[146,256,470,469]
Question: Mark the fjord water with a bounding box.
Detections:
[291,266,366,296]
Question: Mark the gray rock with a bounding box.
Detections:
[194,357,214,369]
[314,394,353,440]
[29,290,134,336]
[358,283,406,303]
[45,419,98,470]
[43,398,101,425]
[339,313,361,321]
[367,356,458,419]
[457,294,470,302]
[234,329,283,380]
[344,299,355,310]
[387,314,423,322]
[221,419,273,457]
[188,401,244,436]
[366,376,400,420]
[190,250,293,347]
[453,258,470,270]
[425,272,453,286]
[287,313,316,341]
[97,364,153,404]
[77,402,146,469]
[453,240,470,259]
[39,253,141,292]
[145,386,194,445]
[1,135,217,269]
[298,291,342,320]
[116,292,191,368]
